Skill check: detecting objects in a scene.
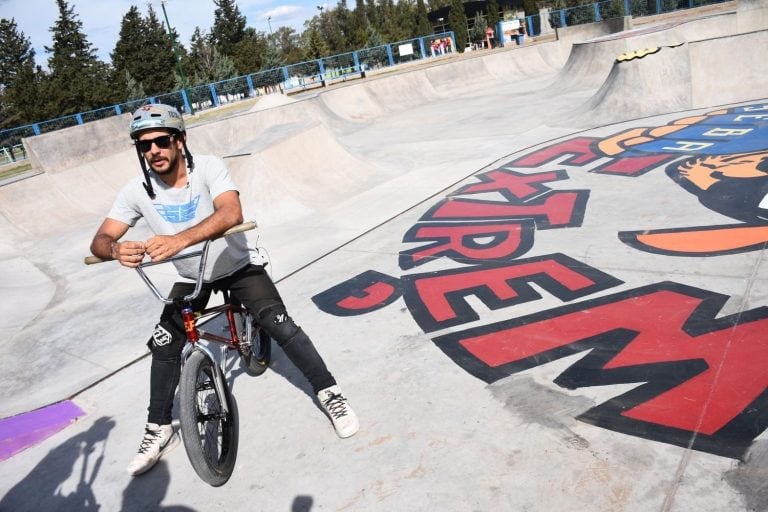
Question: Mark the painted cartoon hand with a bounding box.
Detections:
[677,156,723,190]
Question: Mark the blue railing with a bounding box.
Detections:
[530,0,727,34]
[0,0,730,159]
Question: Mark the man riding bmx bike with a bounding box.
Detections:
[89,103,359,476]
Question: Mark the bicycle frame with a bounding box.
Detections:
[135,240,238,338]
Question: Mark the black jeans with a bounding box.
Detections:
[146,264,335,425]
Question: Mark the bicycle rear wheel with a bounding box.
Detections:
[236,310,272,376]
[179,350,238,486]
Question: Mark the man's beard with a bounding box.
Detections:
[149,151,180,175]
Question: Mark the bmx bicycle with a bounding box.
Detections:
[85,222,271,486]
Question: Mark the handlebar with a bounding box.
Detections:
[83,221,257,266]
[84,221,258,305]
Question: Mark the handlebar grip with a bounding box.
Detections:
[83,221,257,265]
[219,221,257,239]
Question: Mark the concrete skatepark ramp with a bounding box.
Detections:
[1,1,767,510]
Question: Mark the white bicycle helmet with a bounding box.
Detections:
[129,103,194,199]
[129,103,185,139]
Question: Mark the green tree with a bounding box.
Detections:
[302,19,329,60]
[563,0,597,25]
[470,12,487,43]
[0,18,34,89]
[415,0,433,36]
[428,0,452,9]
[364,24,386,48]
[394,0,417,40]
[522,0,539,34]
[447,0,469,51]
[111,6,142,94]
[522,0,538,17]
[187,28,236,83]
[211,0,247,57]
[123,70,146,100]
[189,27,212,79]
[44,0,112,116]
[549,0,566,27]
[601,0,626,18]
[487,0,501,28]
[365,0,380,33]
[3,60,45,127]
[260,43,284,71]
[0,18,43,128]
[231,27,268,74]
[112,5,178,97]
[349,0,369,48]
[273,26,303,65]
[330,0,352,52]
[143,6,180,95]
[377,0,398,41]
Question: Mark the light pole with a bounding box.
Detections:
[316,5,324,35]
[437,17,445,34]
[267,16,273,36]
[160,0,194,114]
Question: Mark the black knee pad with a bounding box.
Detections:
[257,304,300,346]
[146,320,186,360]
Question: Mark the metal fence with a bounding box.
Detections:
[534,0,727,33]
[0,144,25,165]
[0,0,731,162]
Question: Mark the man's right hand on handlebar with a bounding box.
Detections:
[111,240,146,268]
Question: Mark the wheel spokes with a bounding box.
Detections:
[194,369,227,464]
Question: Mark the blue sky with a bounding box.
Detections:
[1,0,326,65]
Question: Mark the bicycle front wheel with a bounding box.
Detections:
[179,350,238,486]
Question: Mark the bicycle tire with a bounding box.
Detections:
[236,310,272,376]
[178,350,238,487]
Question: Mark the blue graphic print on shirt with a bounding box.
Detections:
[153,195,200,223]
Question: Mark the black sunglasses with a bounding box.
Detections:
[136,134,175,153]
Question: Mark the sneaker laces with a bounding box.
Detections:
[321,392,350,420]
[137,426,163,454]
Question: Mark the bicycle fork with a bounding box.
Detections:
[180,306,231,416]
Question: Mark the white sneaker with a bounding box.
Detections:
[126,423,180,476]
[317,385,359,438]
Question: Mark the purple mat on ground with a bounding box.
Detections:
[0,401,85,461]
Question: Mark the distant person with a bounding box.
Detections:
[89,103,359,477]
[486,26,495,49]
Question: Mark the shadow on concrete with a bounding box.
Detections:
[0,416,115,512]
[121,461,196,512]
[292,495,314,511]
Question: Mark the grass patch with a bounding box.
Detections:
[0,162,33,181]
[186,98,259,128]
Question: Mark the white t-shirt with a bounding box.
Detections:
[108,154,264,281]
